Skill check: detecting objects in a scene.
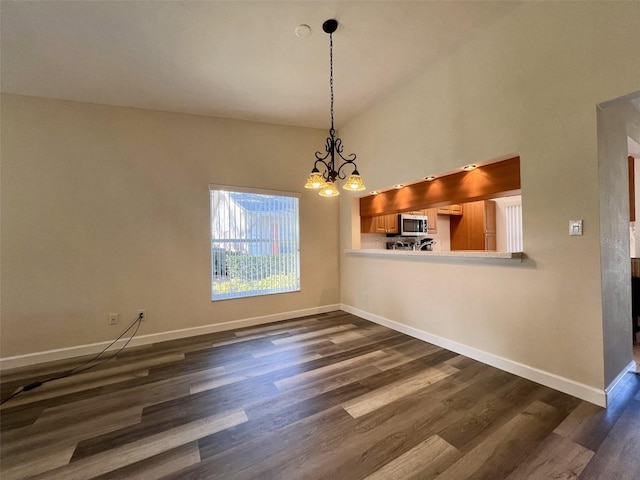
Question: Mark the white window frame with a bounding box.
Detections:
[210,184,300,301]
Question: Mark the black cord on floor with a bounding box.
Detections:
[0,313,143,406]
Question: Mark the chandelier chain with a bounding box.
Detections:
[329,32,334,133]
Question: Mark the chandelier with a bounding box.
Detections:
[305,19,365,197]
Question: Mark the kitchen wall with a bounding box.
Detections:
[339,2,640,402]
[1,94,339,359]
[433,215,451,251]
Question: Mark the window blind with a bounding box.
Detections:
[505,203,523,252]
[210,186,300,301]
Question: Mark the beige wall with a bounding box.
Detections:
[1,94,339,357]
[340,2,640,392]
[598,95,640,386]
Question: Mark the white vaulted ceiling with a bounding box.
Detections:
[1,1,518,129]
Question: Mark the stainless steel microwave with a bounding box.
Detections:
[399,214,428,236]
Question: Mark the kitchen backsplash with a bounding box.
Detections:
[360,233,388,250]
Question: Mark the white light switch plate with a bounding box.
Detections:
[569,220,583,236]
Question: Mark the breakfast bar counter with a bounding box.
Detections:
[345,249,523,264]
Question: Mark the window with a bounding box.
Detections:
[210,185,300,301]
[504,200,523,252]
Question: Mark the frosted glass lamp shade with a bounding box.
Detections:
[343,172,366,191]
[319,180,340,197]
[305,169,326,189]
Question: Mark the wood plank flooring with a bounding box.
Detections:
[1,311,639,479]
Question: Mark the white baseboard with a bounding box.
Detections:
[0,304,340,371]
[604,360,637,405]
[341,304,608,407]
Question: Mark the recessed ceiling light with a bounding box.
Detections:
[394,184,404,189]
[463,164,477,171]
[295,24,311,38]
[425,176,436,181]
[370,190,379,195]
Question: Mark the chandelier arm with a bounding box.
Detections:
[314,151,331,162]
[313,157,330,172]
[312,156,336,182]
[334,138,357,163]
[335,158,359,180]
[315,130,331,157]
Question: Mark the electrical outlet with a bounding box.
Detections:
[137,309,147,321]
[108,313,119,325]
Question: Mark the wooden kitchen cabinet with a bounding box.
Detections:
[371,215,387,234]
[383,213,398,234]
[484,202,497,250]
[450,204,463,215]
[425,208,438,234]
[437,204,463,215]
[361,213,398,234]
[450,200,496,251]
[360,216,378,233]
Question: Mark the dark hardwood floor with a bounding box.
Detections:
[1,311,639,479]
